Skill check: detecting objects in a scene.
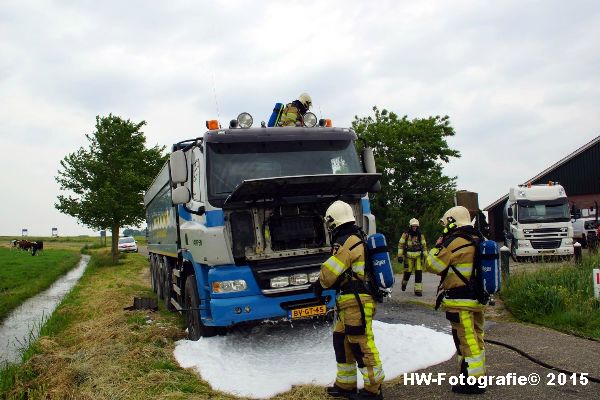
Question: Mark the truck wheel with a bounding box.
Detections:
[156,258,165,300]
[150,256,157,292]
[163,258,175,311]
[184,275,219,339]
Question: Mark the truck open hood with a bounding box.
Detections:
[223,173,381,206]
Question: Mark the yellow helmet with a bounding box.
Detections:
[298,92,312,109]
[409,218,419,227]
[440,206,472,228]
[324,200,355,232]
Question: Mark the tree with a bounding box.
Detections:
[352,107,460,247]
[55,114,165,262]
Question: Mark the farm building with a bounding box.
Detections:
[484,135,600,241]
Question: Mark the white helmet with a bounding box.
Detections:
[324,200,355,232]
[409,218,419,227]
[298,92,312,109]
[440,206,472,228]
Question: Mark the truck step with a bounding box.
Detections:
[172,284,182,295]
[170,298,182,311]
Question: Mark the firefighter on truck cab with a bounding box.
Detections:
[424,206,487,395]
[277,92,313,127]
[311,200,385,400]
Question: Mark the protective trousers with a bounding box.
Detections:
[333,295,384,393]
[401,254,423,294]
[445,308,486,377]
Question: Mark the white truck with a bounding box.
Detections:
[144,113,380,339]
[503,183,574,261]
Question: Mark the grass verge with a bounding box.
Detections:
[1,250,332,400]
[0,248,81,322]
[501,253,600,339]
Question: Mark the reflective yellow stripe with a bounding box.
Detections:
[427,252,447,273]
[351,261,365,275]
[324,256,346,276]
[459,310,485,376]
[406,251,422,257]
[443,298,481,307]
[448,263,473,277]
[337,363,357,383]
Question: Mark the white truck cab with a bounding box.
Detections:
[504,183,574,261]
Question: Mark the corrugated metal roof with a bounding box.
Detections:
[484,135,600,211]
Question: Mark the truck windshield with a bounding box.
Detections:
[207,140,362,203]
[517,201,570,223]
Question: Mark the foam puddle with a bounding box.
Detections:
[174,319,454,398]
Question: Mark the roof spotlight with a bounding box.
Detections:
[237,112,253,128]
[303,112,317,128]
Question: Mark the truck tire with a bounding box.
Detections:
[163,258,175,311]
[150,255,157,292]
[184,275,220,339]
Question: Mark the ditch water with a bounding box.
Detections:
[0,255,90,365]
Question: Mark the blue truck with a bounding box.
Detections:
[144,113,380,339]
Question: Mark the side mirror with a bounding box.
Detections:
[172,186,190,205]
[507,208,513,217]
[170,150,188,184]
[362,147,377,173]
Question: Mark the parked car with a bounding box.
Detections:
[118,236,138,253]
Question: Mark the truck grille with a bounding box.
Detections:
[530,240,562,249]
[249,253,329,296]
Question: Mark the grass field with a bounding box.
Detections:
[0,250,329,400]
[0,248,81,322]
[501,253,600,339]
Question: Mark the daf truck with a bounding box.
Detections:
[503,183,574,261]
[144,114,380,339]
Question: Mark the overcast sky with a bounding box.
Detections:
[1,0,599,237]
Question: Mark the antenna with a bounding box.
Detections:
[211,71,221,120]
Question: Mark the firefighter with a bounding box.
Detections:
[277,92,312,126]
[397,218,428,296]
[311,200,384,399]
[424,206,486,394]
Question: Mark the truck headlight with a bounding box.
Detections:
[308,271,320,283]
[212,280,247,293]
[519,241,530,248]
[289,273,308,286]
[270,276,289,288]
[564,238,573,245]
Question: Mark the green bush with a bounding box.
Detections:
[501,254,600,338]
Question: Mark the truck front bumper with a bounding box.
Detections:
[513,246,574,257]
[205,290,337,327]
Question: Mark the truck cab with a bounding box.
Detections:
[571,207,598,248]
[144,118,380,339]
[503,183,574,261]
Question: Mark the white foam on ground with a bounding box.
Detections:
[174,320,454,398]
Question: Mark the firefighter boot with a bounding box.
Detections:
[414,271,423,296]
[349,388,383,400]
[401,272,411,291]
[326,385,357,398]
[451,382,486,394]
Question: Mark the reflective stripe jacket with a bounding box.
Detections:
[278,103,302,126]
[319,233,368,309]
[398,231,428,258]
[425,230,484,310]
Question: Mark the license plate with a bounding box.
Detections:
[288,305,327,319]
[539,250,555,254]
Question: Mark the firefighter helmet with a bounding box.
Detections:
[298,92,312,109]
[409,218,419,227]
[440,206,472,229]
[324,200,355,232]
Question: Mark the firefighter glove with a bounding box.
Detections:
[397,256,404,264]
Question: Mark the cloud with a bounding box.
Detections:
[1,0,599,234]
